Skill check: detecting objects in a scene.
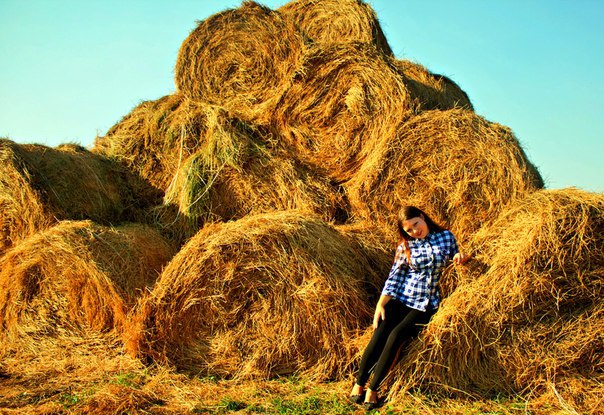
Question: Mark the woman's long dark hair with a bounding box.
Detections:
[396,206,446,262]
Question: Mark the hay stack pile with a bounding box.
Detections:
[0,220,175,341]
[2,0,601,413]
[0,139,159,255]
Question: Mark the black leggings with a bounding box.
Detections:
[356,299,435,391]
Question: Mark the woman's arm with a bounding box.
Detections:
[373,295,392,329]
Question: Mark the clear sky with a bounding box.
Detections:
[1,0,602,193]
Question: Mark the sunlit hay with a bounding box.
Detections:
[0,139,157,255]
[93,94,230,192]
[344,109,544,248]
[127,211,380,380]
[174,1,305,124]
[278,0,393,56]
[387,189,604,413]
[162,144,349,243]
[273,42,412,182]
[393,59,474,111]
[0,220,176,341]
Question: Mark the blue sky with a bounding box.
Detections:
[1,0,602,193]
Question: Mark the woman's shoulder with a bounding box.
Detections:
[432,229,456,242]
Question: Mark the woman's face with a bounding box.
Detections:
[402,215,429,239]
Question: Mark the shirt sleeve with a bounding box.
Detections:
[381,243,408,297]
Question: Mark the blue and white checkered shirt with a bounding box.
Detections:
[381,230,459,311]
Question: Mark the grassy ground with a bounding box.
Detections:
[0,332,566,414]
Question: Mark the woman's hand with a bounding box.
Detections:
[373,304,386,329]
[453,252,471,265]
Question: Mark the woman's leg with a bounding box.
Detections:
[355,301,410,387]
[367,307,434,393]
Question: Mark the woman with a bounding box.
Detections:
[349,206,470,409]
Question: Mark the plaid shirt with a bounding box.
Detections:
[381,230,458,311]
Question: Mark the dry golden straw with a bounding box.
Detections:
[174,1,305,124]
[278,0,393,56]
[273,42,411,182]
[388,189,604,415]
[344,109,544,246]
[0,139,156,255]
[0,220,175,342]
[93,94,226,192]
[393,59,474,111]
[126,211,381,380]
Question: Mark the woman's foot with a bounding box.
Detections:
[348,384,364,405]
[363,389,379,410]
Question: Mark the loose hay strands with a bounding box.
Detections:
[127,211,380,380]
[0,139,157,255]
[174,1,305,124]
[161,144,349,242]
[0,220,176,341]
[344,109,544,247]
[273,42,412,182]
[388,189,604,414]
[393,59,474,111]
[278,0,393,56]
[93,94,230,192]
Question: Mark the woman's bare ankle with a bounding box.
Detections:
[351,383,364,395]
[364,388,378,403]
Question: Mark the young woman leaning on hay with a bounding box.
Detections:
[348,206,470,410]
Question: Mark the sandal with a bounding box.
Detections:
[347,393,364,405]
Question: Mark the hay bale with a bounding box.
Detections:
[278,0,393,56]
[389,189,604,414]
[344,109,544,247]
[93,94,230,192]
[174,1,305,124]
[160,145,349,242]
[0,139,158,255]
[127,211,380,379]
[393,59,474,111]
[0,220,176,339]
[273,42,412,182]
[95,94,347,244]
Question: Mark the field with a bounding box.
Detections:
[1,1,602,414]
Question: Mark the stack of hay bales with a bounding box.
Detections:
[0,139,159,255]
[3,0,601,413]
[125,211,382,380]
[0,220,175,342]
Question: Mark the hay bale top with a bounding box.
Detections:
[273,42,411,181]
[278,0,393,56]
[0,220,175,337]
[394,59,473,111]
[129,210,378,379]
[345,109,544,244]
[175,1,305,123]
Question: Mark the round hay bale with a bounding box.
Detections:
[93,94,230,192]
[0,139,158,255]
[160,145,349,242]
[344,109,544,247]
[127,211,380,379]
[0,220,176,339]
[388,189,604,413]
[393,59,474,111]
[174,1,305,124]
[273,42,412,182]
[278,0,393,56]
